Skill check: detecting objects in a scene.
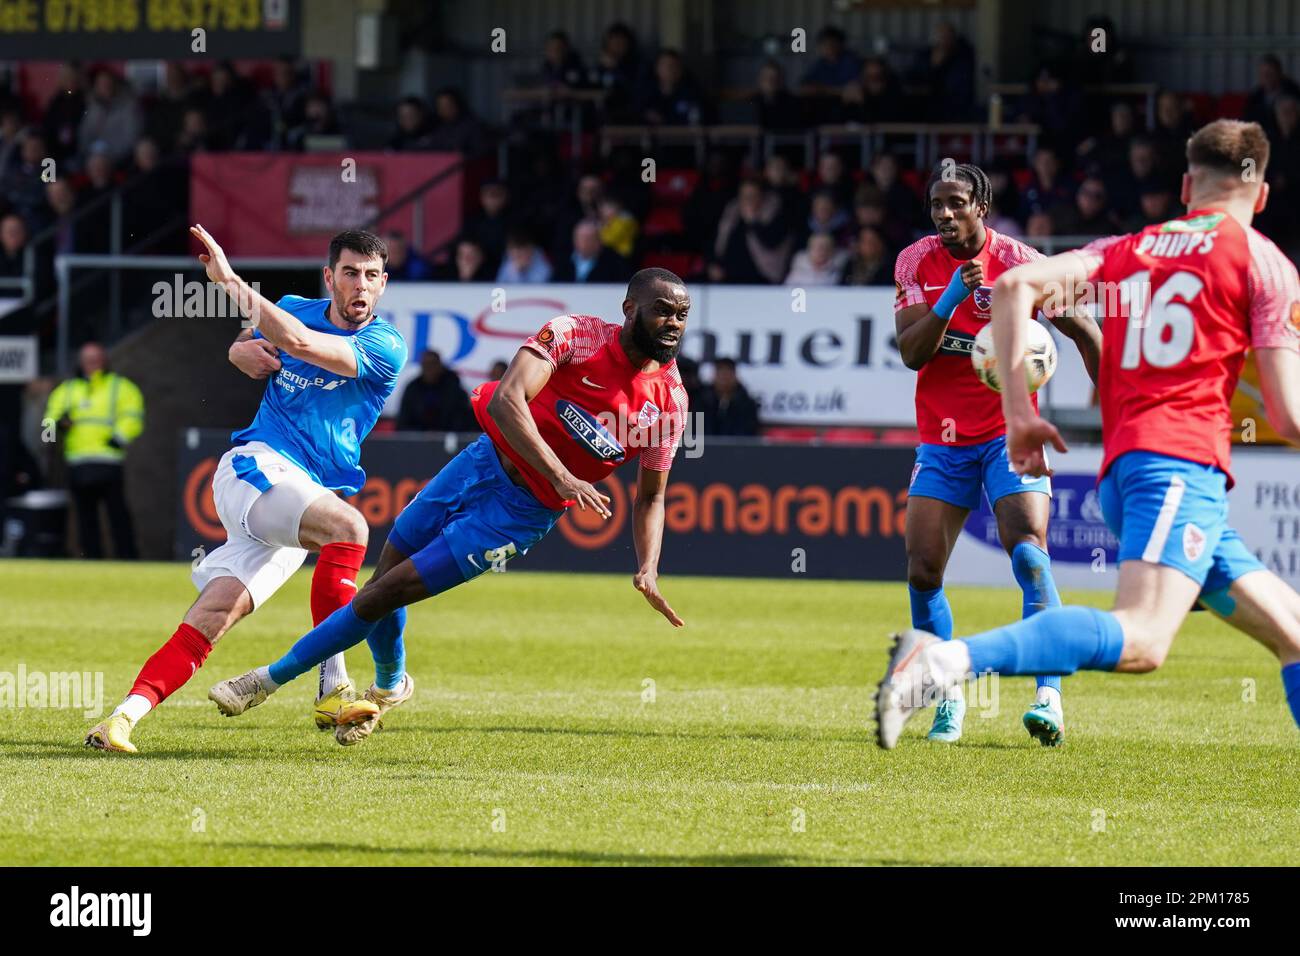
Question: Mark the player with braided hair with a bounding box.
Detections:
[890,161,1103,746]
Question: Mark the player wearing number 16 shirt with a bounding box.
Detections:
[207,269,691,746]
[877,120,1300,750]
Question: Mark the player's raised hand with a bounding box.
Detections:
[190,224,237,285]
[633,569,684,628]
[1006,415,1068,477]
[554,473,612,518]
[960,259,984,291]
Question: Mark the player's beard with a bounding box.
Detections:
[333,290,371,327]
[631,306,681,363]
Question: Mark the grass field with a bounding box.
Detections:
[1,558,1297,866]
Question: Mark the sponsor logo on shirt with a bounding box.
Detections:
[556,400,626,463]
[938,329,977,356]
[1160,212,1225,233]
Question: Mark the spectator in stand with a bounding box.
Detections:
[200,61,260,149]
[287,92,344,150]
[839,56,906,124]
[753,60,802,131]
[385,231,434,281]
[398,350,474,432]
[1077,100,1137,180]
[543,31,588,90]
[42,180,78,254]
[710,178,793,284]
[175,107,214,154]
[426,88,485,153]
[786,232,849,286]
[43,62,85,164]
[1244,54,1300,138]
[0,108,24,175]
[1018,145,1073,221]
[640,49,707,126]
[553,220,633,283]
[1123,186,1176,232]
[550,172,605,262]
[762,152,806,232]
[914,21,975,121]
[496,229,552,283]
[1151,90,1195,176]
[265,57,310,149]
[597,192,639,259]
[123,137,185,253]
[488,359,508,382]
[78,69,142,165]
[1025,211,1054,241]
[684,150,738,253]
[869,152,921,234]
[813,149,854,209]
[840,225,895,287]
[146,63,198,153]
[434,237,494,282]
[590,22,644,122]
[0,213,27,286]
[1262,95,1300,246]
[805,188,852,246]
[985,192,1024,240]
[388,96,433,151]
[75,147,117,253]
[1106,135,1170,219]
[464,179,512,274]
[674,355,705,410]
[3,133,53,229]
[1051,177,1119,236]
[1022,61,1085,153]
[853,184,910,253]
[699,358,760,437]
[801,25,862,94]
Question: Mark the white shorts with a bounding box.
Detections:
[191,442,333,608]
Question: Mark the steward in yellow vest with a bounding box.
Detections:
[44,342,142,558]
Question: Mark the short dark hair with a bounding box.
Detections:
[627,267,685,301]
[714,357,737,372]
[1186,119,1270,180]
[328,229,388,269]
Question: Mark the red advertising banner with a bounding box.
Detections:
[189,152,462,258]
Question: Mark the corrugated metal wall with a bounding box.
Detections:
[1034,0,1300,91]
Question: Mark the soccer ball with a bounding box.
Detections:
[971,321,1058,394]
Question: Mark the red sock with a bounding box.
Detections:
[311,542,367,626]
[128,623,213,708]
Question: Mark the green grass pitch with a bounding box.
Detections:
[1,558,1296,866]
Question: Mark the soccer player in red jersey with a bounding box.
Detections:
[893,163,1102,745]
[207,269,691,744]
[877,120,1300,749]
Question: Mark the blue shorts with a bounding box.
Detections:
[909,435,1052,512]
[1098,450,1264,594]
[389,434,564,584]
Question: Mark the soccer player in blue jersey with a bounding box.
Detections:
[86,226,408,753]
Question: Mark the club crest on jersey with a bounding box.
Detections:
[973,285,993,313]
[637,401,661,430]
[1183,523,1206,562]
[556,399,626,464]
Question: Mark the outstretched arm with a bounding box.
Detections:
[632,464,683,627]
[191,224,358,377]
[485,348,612,515]
[1256,347,1300,445]
[992,250,1096,475]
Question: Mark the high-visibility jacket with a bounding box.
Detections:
[44,370,145,465]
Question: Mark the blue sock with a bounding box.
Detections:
[1283,662,1300,729]
[909,584,954,640]
[1011,542,1063,693]
[964,605,1125,676]
[268,601,380,686]
[366,607,407,691]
